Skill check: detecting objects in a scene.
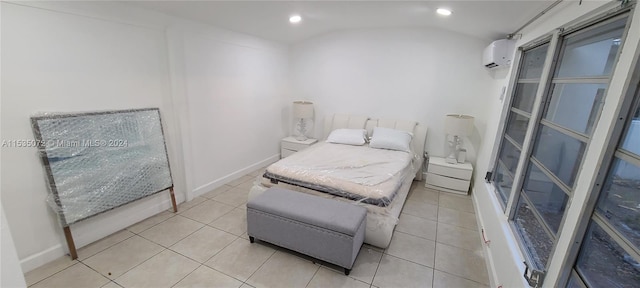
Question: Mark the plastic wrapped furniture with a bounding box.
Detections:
[31,108,176,259]
[250,114,428,248]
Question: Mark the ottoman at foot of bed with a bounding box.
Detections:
[247,187,366,277]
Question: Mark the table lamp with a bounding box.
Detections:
[444,114,474,164]
[293,101,314,141]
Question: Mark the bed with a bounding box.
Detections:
[249,114,427,248]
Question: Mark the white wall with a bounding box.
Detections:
[1,207,26,288]
[167,22,290,197]
[0,2,180,272]
[0,1,290,273]
[1,10,27,278]
[471,1,640,287]
[290,28,496,163]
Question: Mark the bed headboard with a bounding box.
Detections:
[323,114,428,162]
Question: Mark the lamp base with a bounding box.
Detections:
[446,135,459,164]
[294,118,310,141]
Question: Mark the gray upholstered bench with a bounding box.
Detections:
[247,187,366,275]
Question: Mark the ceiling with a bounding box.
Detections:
[128,1,558,44]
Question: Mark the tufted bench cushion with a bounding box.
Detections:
[247,187,366,275]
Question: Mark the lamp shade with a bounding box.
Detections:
[293,101,314,119]
[445,114,474,137]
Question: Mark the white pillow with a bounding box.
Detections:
[369,127,412,152]
[326,129,367,146]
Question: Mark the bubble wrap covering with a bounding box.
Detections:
[31,108,173,227]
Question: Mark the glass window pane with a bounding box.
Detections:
[544,83,606,135]
[532,125,587,187]
[495,162,514,204]
[596,157,640,248]
[556,17,627,78]
[523,162,569,234]
[499,138,521,174]
[514,197,555,269]
[506,112,530,146]
[512,83,539,113]
[520,44,550,79]
[567,273,585,288]
[621,105,640,156]
[576,222,640,288]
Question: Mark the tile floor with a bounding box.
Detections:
[24,168,490,288]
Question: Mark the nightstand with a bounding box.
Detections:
[425,156,473,195]
[281,137,318,158]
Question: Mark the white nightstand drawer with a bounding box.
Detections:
[281,148,296,158]
[281,137,318,159]
[429,164,472,180]
[281,141,310,152]
[426,172,470,192]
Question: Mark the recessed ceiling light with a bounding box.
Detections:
[436,8,452,16]
[289,15,302,23]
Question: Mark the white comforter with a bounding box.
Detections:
[265,142,413,202]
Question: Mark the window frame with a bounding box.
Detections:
[559,57,640,287]
[489,39,552,209]
[506,29,563,276]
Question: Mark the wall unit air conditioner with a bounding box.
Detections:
[483,39,516,69]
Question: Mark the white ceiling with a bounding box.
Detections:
[129,1,557,44]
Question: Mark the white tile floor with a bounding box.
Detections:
[24,168,490,288]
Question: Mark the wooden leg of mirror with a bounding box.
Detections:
[63,226,78,260]
[169,187,178,213]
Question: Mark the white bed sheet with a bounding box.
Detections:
[264,142,413,205]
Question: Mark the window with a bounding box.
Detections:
[567,95,640,287]
[492,44,549,205]
[515,15,628,278]
[489,12,631,287]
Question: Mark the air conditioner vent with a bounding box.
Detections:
[483,39,515,69]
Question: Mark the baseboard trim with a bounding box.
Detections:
[192,154,279,197]
[473,182,528,288]
[20,155,279,272]
[19,244,65,274]
[472,187,499,288]
[20,192,175,272]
